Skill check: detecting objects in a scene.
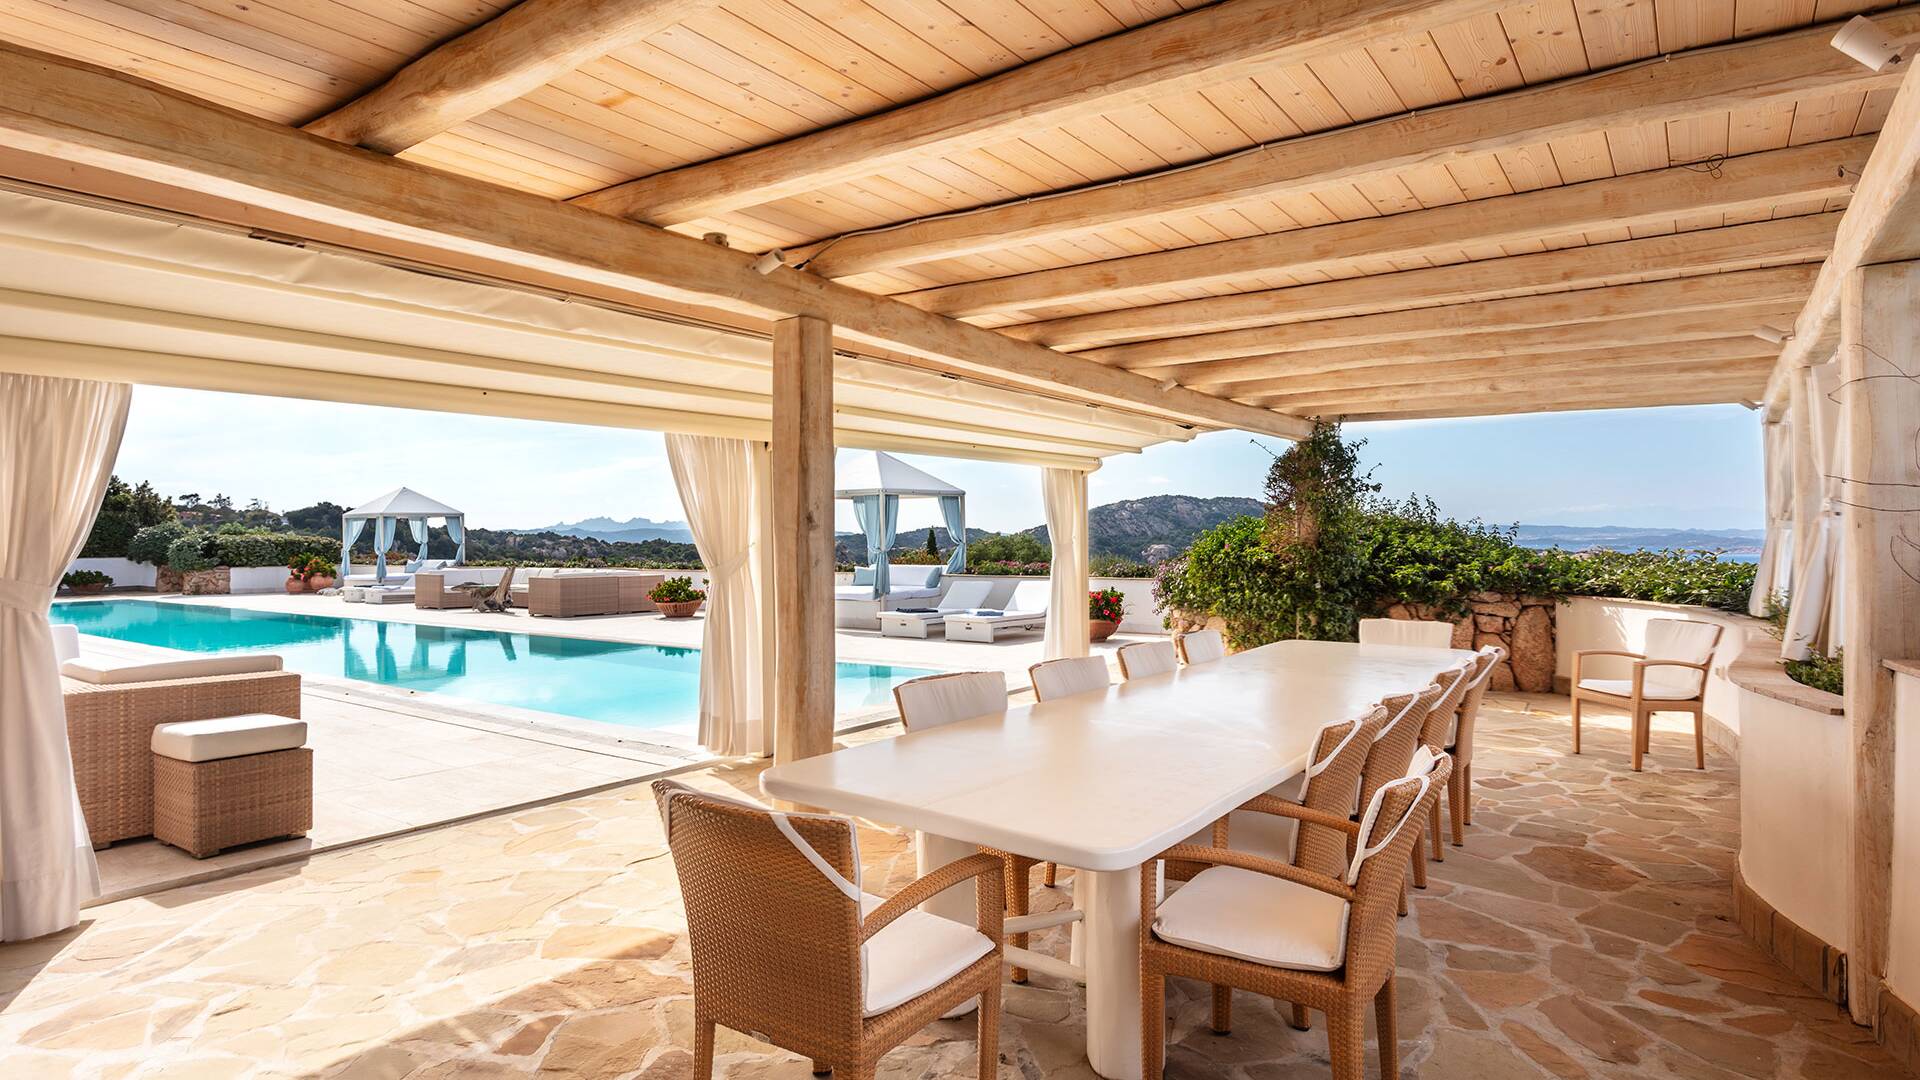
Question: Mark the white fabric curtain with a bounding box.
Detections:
[1749,419,1790,616]
[1042,466,1093,660]
[373,517,397,582]
[666,434,773,756]
[446,515,466,564]
[851,495,897,599]
[340,518,367,579]
[407,516,430,561]
[1,372,129,941]
[1784,362,1844,660]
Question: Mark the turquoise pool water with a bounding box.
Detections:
[50,599,935,735]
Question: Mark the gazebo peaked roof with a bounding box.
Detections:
[344,487,462,520]
[834,452,963,499]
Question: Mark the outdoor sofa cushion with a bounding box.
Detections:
[858,893,994,1016]
[1575,677,1701,700]
[1152,863,1350,972]
[62,652,282,685]
[151,714,308,763]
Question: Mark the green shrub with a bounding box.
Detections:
[165,533,216,572]
[81,476,176,558]
[970,532,1050,565]
[1785,650,1845,695]
[205,530,335,568]
[969,560,1049,576]
[61,569,112,588]
[1090,555,1152,578]
[1154,516,1305,648]
[890,548,941,565]
[1564,548,1756,613]
[127,521,191,565]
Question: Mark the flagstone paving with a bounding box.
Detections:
[1,693,1906,1079]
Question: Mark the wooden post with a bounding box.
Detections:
[771,316,835,764]
[1838,261,1920,1023]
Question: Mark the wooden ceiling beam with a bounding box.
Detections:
[1317,386,1760,421]
[1249,358,1777,410]
[1178,303,1800,387]
[303,0,707,155]
[1010,214,1839,350]
[1225,339,1780,398]
[804,13,1916,278]
[1081,264,1816,371]
[568,0,1510,225]
[0,41,1310,441]
[901,138,1871,319]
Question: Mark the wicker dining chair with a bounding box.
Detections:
[892,670,1052,983]
[654,780,1004,1080]
[1175,629,1227,665]
[1357,683,1444,902]
[1440,646,1504,846]
[1413,660,1478,865]
[1357,618,1454,648]
[1142,751,1454,1080]
[1028,656,1112,702]
[1116,640,1179,680]
[1571,618,1723,770]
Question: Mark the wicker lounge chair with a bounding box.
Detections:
[1142,751,1453,1080]
[1571,617,1724,770]
[654,779,1003,1080]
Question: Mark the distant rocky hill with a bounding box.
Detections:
[513,515,693,544]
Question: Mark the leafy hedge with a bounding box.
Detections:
[135,524,336,570]
[1153,424,1759,650]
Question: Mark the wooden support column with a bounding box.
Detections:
[1838,261,1920,1023]
[771,316,835,765]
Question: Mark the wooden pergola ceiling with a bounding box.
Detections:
[0,0,1909,423]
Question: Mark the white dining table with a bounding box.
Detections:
[760,638,1473,1080]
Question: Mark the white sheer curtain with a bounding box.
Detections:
[1,373,129,941]
[666,434,772,756]
[1042,466,1093,660]
[1749,419,1790,616]
[1784,361,1844,661]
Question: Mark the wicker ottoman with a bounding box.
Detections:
[150,715,313,859]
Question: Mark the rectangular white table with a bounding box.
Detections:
[761,639,1472,1080]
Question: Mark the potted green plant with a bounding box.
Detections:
[1089,587,1124,642]
[285,557,309,594]
[303,556,337,592]
[60,569,113,595]
[650,575,707,618]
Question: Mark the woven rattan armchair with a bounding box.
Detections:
[892,670,1056,983]
[655,779,1004,1080]
[1142,752,1453,1080]
[1413,660,1477,866]
[1359,683,1443,898]
[1571,618,1723,770]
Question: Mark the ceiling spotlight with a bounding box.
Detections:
[1755,325,1794,345]
[1833,15,1903,71]
[751,249,787,275]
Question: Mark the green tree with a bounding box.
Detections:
[924,526,940,556]
[81,476,179,558]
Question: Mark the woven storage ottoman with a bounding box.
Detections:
[151,715,312,859]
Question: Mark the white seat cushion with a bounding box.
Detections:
[62,652,282,685]
[151,714,307,762]
[858,894,994,1016]
[1152,864,1350,972]
[1577,677,1699,701]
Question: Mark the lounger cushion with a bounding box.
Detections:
[1577,677,1699,701]
[62,652,282,685]
[1153,864,1350,972]
[852,566,876,586]
[51,624,80,664]
[152,714,307,762]
[859,893,994,1016]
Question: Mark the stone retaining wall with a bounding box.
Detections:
[1380,593,1557,692]
[156,566,231,595]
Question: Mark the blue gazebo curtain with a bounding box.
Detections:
[446,516,466,563]
[373,518,398,582]
[852,494,899,598]
[340,519,367,582]
[407,517,430,563]
[939,495,967,574]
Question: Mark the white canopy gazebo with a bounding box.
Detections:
[834,451,966,599]
[341,487,466,583]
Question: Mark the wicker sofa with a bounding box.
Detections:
[414,567,510,609]
[522,569,668,617]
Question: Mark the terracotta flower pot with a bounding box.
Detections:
[656,599,704,618]
[306,575,335,592]
[1089,618,1118,642]
[69,583,107,595]
[285,576,305,594]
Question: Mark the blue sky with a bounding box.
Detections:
[112,386,1764,534]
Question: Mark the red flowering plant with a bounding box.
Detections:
[1089,587,1125,623]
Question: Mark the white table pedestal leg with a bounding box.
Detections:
[1078,863,1144,1080]
[915,830,982,1018]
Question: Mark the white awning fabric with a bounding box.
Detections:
[0,190,1195,471]
[343,487,462,520]
[833,451,964,498]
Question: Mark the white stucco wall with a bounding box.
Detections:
[63,556,155,589]
[228,566,294,593]
[1737,686,1853,952]
[1555,596,1759,738]
[1889,671,1920,1004]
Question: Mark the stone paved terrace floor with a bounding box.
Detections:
[1,693,1907,1080]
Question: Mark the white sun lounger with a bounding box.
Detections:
[876,580,996,638]
[942,580,1050,643]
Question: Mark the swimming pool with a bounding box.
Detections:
[50,599,937,735]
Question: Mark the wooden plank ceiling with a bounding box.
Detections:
[0,0,1904,422]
